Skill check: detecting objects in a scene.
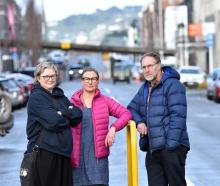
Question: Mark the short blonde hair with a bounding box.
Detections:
[34,62,58,83]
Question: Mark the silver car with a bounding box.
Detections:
[0,77,24,107]
[0,90,14,136]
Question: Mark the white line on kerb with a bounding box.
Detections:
[104,88,111,94]
[186,177,195,186]
[110,96,118,102]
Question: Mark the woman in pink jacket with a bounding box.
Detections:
[70,67,132,186]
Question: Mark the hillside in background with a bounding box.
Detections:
[47,6,142,44]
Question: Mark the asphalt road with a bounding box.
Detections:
[0,80,220,186]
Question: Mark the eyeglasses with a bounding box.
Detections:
[41,74,57,81]
[141,62,159,70]
[82,77,98,83]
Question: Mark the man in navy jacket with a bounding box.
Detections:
[128,52,190,186]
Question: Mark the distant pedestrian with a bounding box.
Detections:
[128,52,190,186]
[21,61,82,186]
[70,67,132,186]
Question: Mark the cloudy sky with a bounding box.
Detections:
[15,0,151,22]
[44,0,150,21]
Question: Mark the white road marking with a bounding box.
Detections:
[110,96,118,102]
[186,177,195,186]
[104,88,111,94]
[195,113,220,118]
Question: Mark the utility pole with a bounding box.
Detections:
[158,0,164,58]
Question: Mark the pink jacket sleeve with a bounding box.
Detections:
[105,96,132,131]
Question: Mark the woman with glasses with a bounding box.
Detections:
[70,67,132,186]
[21,61,82,186]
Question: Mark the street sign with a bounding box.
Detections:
[188,24,202,37]
[205,33,214,48]
[102,52,110,61]
[60,42,71,50]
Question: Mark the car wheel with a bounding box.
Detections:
[214,96,220,103]
[0,114,14,136]
[0,91,12,123]
[206,94,212,100]
[0,114,14,128]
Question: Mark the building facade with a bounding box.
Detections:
[0,0,22,41]
[0,0,23,72]
[140,0,195,67]
[193,0,220,72]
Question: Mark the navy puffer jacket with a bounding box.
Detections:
[128,66,190,151]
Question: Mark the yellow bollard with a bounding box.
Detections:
[126,120,138,186]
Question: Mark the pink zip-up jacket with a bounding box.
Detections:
[70,89,132,167]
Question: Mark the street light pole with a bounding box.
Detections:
[158,0,164,57]
[209,47,214,73]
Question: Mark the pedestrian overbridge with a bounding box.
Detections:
[0,39,175,56]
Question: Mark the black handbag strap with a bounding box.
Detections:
[32,128,45,151]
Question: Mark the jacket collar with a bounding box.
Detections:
[71,88,101,105]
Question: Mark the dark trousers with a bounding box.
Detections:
[145,146,188,186]
[36,149,73,186]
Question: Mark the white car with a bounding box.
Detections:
[178,66,206,88]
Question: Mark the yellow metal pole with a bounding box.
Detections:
[127,125,132,186]
[126,120,138,186]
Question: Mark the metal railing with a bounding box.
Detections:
[126,120,138,186]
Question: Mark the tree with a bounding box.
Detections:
[24,0,42,66]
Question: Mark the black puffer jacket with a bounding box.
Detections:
[26,84,82,157]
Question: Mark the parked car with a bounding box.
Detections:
[178,66,206,88]
[0,77,24,108]
[9,73,34,92]
[113,63,131,84]
[206,68,220,102]
[68,64,84,80]
[1,73,34,106]
[15,67,36,77]
[0,90,14,136]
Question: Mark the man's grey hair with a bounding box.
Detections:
[140,51,161,64]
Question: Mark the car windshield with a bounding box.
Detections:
[115,65,123,70]
[181,69,200,74]
[12,74,34,82]
[70,67,82,70]
[69,64,83,69]
[1,79,18,89]
[114,65,129,70]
